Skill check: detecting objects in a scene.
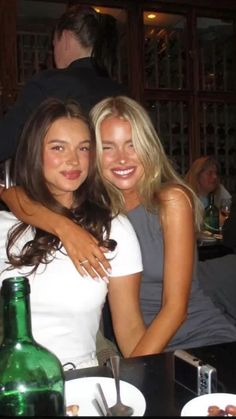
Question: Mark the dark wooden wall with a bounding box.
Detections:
[0,0,18,112]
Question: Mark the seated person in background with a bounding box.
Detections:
[0,98,146,369]
[222,193,236,250]
[185,156,231,209]
[2,96,236,355]
[198,254,236,326]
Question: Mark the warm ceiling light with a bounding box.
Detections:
[94,7,101,13]
[147,13,157,19]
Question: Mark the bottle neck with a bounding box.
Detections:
[2,281,34,343]
[208,193,215,206]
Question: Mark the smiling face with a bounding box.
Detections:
[43,117,91,207]
[100,116,144,195]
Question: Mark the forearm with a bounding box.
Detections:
[2,186,111,278]
[2,186,71,236]
[108,274,146,357]
[130,305,187,356]
[115,319,146,358]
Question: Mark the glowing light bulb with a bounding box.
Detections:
[147,13,157,19]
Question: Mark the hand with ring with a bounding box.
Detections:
[1,186,112,281]
[57,221,112,281]
[80,259,88,265]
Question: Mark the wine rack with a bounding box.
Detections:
[197,17,235,92]
[17,31,52,84]
[144,13,187,90]
[143,12,236,192]
[147,100,189,176]
[200,102,236,192]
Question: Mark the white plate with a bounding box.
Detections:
[65,376,146,416]
[201,237,217,243]
[181,392,236,416]
[198,233,217,243]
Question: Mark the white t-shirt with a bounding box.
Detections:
[0,211,142,369]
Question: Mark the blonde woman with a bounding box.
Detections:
[185,155,231,209]
[2,96,236,355]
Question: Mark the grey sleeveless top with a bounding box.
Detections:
[127,205,236,351]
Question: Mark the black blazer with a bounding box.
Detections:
[0,58,126,162]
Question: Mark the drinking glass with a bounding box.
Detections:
[219,198,232,229]
[220,198,232,219]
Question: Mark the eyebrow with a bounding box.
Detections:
[102,139,133,144]
[47,139,91,144]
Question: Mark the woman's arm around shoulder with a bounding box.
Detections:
[1,186,111,279]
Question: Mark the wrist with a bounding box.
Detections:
[54,215,76,240]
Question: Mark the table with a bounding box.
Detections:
[197,240,234,261]
[65,352,189,416]
[65,341,236,416]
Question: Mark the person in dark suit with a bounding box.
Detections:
[222,193,236,250]
[0,5,126,162]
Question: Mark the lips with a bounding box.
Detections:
[61,170,81,180]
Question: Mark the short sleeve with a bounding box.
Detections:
[107,214,143,277]
[0,211,33,280]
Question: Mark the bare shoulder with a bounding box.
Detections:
[159,184,193,209]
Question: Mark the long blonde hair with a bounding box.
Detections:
[91,95,202,230]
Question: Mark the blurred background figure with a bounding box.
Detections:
[0,5,125,163]
[185,155,231,209]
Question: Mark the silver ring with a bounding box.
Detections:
[80,259,88,265]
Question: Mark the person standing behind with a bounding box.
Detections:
[185,156,231,209]
[0,5,126,162]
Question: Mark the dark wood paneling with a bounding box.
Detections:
[0,0,18,112]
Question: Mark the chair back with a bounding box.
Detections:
[0,159,14,188]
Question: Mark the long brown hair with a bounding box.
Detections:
[7,98,112,273]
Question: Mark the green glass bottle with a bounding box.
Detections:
[0,276,65,416]
[204,193,219,233]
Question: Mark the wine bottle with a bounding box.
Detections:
[0,276,65,416]
[204,193,219,233]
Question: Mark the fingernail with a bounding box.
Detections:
[106,268,112,274]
